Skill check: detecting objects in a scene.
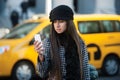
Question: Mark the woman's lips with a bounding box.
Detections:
[56,29,61,31]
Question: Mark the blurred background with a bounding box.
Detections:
[0,0,120,29]
[0,0,120,80]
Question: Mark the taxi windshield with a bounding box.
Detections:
[3,22,40,39]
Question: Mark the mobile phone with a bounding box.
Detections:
[34,34,41,42]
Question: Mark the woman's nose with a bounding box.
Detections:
[56,22,60,27]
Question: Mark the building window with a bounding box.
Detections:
[73,0,78,12]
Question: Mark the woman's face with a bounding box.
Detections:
[53,20,67,34]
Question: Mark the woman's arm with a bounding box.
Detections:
[81,41,90,80]
[36,54,50,79]
[36,39,51,79]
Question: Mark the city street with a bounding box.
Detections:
[0,65,120,80]
[0,0,120,80]
[0,72,120,80]
[99,76,120,80]
[98,66,120,80]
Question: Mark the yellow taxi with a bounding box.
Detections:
[75,14,120,76]
[0,14,120,79]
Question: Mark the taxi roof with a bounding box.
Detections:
[74,14,120,20]
[25,14,120,23]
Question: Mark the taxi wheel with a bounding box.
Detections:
[12,61,35,80]
[102,55,119,76]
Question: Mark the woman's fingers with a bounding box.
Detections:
[34,41,45,62]
[34,41,44,54]
[34,41,40,47]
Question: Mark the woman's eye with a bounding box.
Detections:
[59,20,65,23]
[53,20,57,23]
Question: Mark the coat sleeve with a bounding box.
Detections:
[81,41,90,80]
[36,38,51,79]
[89,64,99,80]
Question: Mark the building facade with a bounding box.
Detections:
[0,0,120,28]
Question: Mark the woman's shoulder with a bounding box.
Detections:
[43,38,50,43]
[43,38,51,47]
[80,39,85,46]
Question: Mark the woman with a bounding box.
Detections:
[34,5,90,80]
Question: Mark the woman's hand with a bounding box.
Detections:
[34,41,44,62]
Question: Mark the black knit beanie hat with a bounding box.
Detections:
[49,5,74,22]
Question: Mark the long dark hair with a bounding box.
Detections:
[49,20,83,80]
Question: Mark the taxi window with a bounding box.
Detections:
[39,25,51,40]
[3,22,40,39]
[102,21,115,32]
[78,21,100,34]
[115,21,120,31]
